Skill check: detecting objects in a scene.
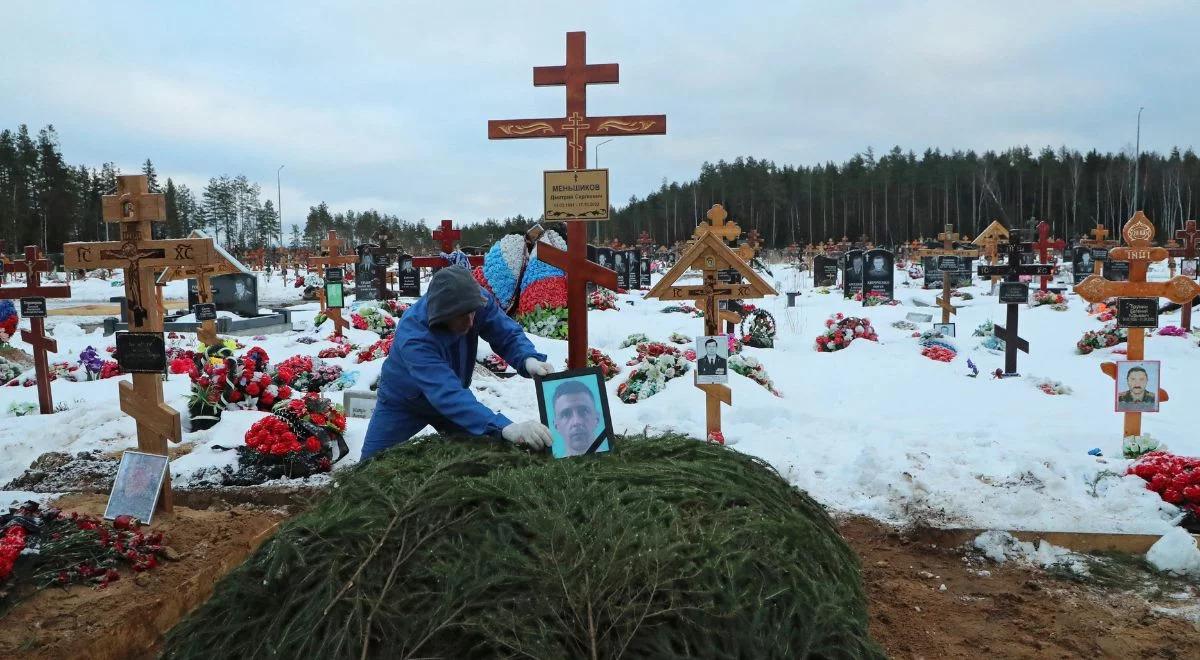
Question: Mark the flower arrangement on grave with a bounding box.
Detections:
[516,306,568,340]
[0,501,169,600]
[727,333,744,356]
[356,335,394,363]
[729,353,781,396]
[480,353,513,377]
[620,332,649,349]
[668,332,690,344]
[0,300,17,346]
[1030,377,1072,395]
[478,234,528,311]
[950,290,974,300]
[740,309,778,348]
[1157,325,1189,338]
[77,345,123,380]
[1031,290,1068,310]
[684,348,697,361]
[581,347,620,381]
[919,340,956,362]
[0,356,22,385]
[1127,450,1200,516]
[318,335,355,359]
[1076,322,1127,355]
[814,314,877,352]
[514,231,570,338]
[891,320,918,331]
[235,394,347,479]
[349,305,396,337]
[381,299,411,317]
[617,346,691,403]
[588,287,618,311]
[1123,436,1168,460]
[271,354,313,387]
[660,303,702,316]
[707,430,725,444]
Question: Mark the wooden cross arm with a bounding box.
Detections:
[537,242,618,290]
[118,381,182,444]
[695,380,732,405]
[19,329,56,353]
[993,324,1030,353]
[63,238,214,270]
[0,284,71,300]
[534,62,619,86]
[488,118,566,139]
[1075,274,1200,304]
[1110,246,1167,262]
[1100,362,1170,403]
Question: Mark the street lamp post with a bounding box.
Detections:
[277,165,285,248]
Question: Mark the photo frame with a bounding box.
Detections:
[1183,259,1197,278]
[933,323,955,338]
[694,335,730,384]
[1114,360,1161,413]
[324,281,345,309]
[104,450,169,524]
[534,367,614,459]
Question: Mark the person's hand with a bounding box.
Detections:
[524,357,556,377]
[502,420,552,450]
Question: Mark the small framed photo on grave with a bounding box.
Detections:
[695,335,729,384]
[933,323,955,338]
[324,282,345,309]
[1114,360,1160,413]
[104,450,169,524]
[1183,259,1197,278]
[535,367,614,459]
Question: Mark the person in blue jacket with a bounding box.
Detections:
[360,265,555,460]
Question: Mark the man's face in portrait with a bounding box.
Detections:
[554,384,599,452]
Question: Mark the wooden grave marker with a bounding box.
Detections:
[489,30,665,368]
[1032,221,1066,291]
[63,175,216,514]
[411,219,485,272]
[157,229,246,346]
[307,230,356,337]
[977,231,1053,376]
[973,220,1010,289]
[1074,212,1200,439]
[647,231,776,443]
[0,245,72,413]
[917,224,979,324]
[1172,219,1200,328]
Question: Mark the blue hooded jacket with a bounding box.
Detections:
[360,282,546,459]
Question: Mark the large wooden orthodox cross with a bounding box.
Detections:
[489,31,665,368]
[647,232,775,443]
[977,232,1053,376]
[0,246,72,413]
[1032,221,1066,291]
[917,224,979,324]
[307,230,356,337]
[1074,212,1200,439]
[157,229,246,346]
[64,175,215,514]
[411,219,486,271]
[973,220,1010,289]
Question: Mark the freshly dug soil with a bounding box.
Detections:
[0,494,289,660]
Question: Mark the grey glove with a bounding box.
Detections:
[502,420,552,450]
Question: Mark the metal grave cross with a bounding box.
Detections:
[977,231,1051,376]
[63,175,217,514]
[1074,211,1200,439]
[0,245,72,413]
[917,224,980,324]
[1033,221,1066,291]
[489,31,665,368]
[647,231,776,444]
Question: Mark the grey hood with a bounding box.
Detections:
[426,265,488,326]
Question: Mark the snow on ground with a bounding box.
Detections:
[0,263,1197,537]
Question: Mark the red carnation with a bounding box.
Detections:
[305,436,321,453]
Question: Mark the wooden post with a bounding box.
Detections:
[307,230,356,337]
[489,31,666,369]
[647,229,776,443]
[1074,212,1200,438]
[916,224,979,325]
[63,175,216,515]
[0,246,72,413]
[1173,219,1199,328]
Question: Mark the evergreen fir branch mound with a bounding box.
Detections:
[163,434,882,659]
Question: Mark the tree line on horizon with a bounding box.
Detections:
[4,123,1198,257]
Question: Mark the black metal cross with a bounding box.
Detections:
[977,231,1053,376]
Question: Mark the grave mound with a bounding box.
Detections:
[163,434,882,659]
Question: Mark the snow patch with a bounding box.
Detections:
[1146,527,1200,576]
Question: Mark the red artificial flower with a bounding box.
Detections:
[310,413,328,427]
[305,436,321,453]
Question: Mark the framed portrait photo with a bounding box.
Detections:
[932,323,956,338]
[1114,360,1161,414]
[1183,259,1197,278]
[535,367,614,459]
[694,335,729,384]
[104,451,170,524]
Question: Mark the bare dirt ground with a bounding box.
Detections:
[841,516,1200,659]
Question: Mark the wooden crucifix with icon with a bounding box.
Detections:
[307,230,356,337]
[0,245,72,413]
[917,224,980,324]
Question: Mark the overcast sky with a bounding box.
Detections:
[2,1,1196,231]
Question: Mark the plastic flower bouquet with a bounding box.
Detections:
[1076,322,1127,355]
[1031,290,1068,310]
[350,305,396,338]
[814,313,877,352]
[729,353,781,396]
